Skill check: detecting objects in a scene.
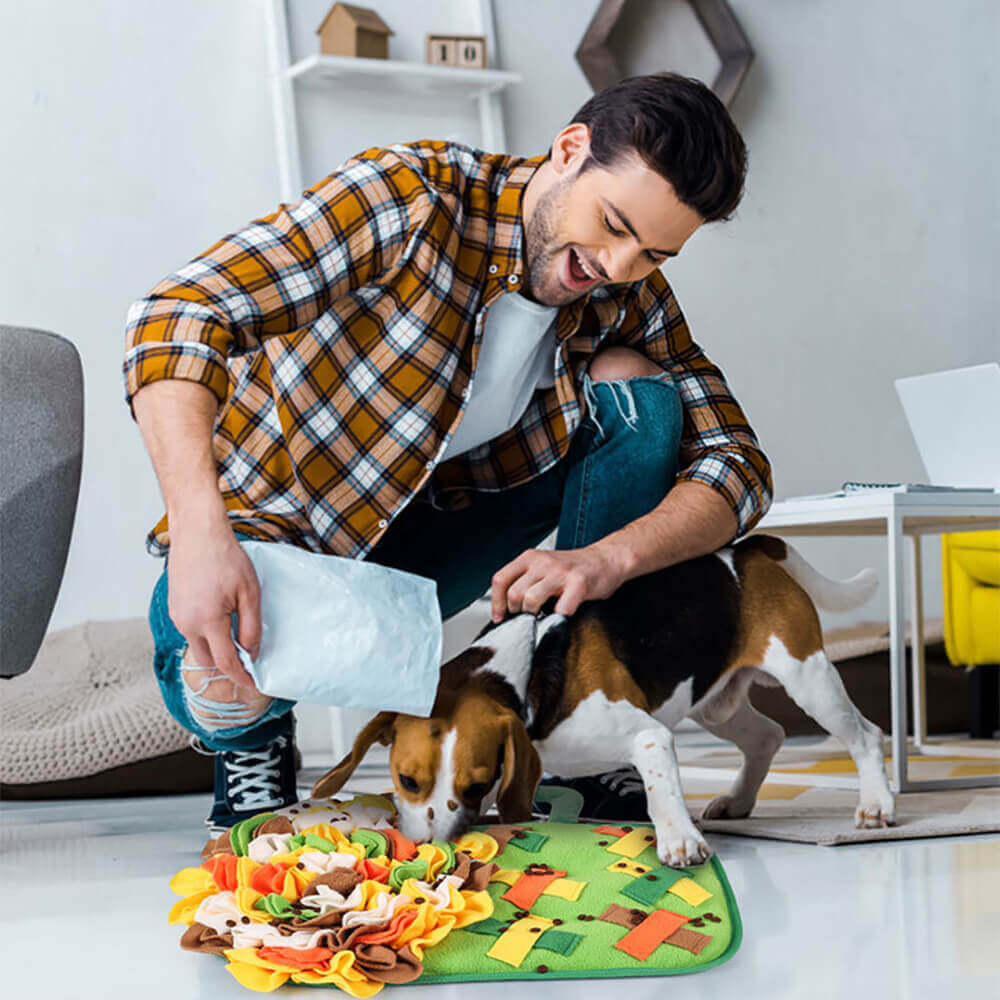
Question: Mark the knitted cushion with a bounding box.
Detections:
[0,617,193,787]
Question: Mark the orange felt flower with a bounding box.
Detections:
[250,862,292,896]
[357,858,390,882]
[202,854,239,892]
[257,946,334,972]
[382,828,418,861]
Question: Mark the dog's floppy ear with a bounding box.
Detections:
[496,712,542,823]
[312,711,397,799]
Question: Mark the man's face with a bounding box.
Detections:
[521,150,704,307]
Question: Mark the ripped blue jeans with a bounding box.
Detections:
[148,369,683,751]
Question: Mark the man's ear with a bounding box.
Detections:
[496,713,542,823]
[312,711,397,799]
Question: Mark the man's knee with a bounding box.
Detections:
[180,644,272,731]
[588,346,663,382]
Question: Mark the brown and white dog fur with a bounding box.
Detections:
[312,535,895,867]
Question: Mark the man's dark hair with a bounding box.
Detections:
[565,72,748,223]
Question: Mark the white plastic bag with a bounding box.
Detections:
[229,540,442,717]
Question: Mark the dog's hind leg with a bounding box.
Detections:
[688,693,785,820]
[759,637,895,828]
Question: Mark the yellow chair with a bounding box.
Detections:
[941,530,1000,738]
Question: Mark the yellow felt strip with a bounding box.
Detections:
[668,877,713,906]
[486,915,554,967]
[489,868,522,886]
[606,859,652,877]
[542,877,586,901]
[605,827,657,858]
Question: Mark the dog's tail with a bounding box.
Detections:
[771,537,878,612]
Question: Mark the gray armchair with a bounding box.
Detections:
[0,325,83,677]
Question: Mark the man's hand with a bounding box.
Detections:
[490,541,632,622]
[167,519,263,692]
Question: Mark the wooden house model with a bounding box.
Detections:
[316,3,394,59]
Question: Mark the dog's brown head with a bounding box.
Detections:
[311,645,542,842]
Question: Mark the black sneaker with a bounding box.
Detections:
[534,766,651,822]
[201,716,300,833]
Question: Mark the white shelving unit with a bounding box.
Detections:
[264,0,521,203]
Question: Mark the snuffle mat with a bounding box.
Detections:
[168,793,741,993]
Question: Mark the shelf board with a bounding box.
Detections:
[287,54,521,98]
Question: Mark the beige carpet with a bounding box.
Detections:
[680,735,1000,846]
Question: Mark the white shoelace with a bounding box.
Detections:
[221,737,289,810]
[598,767,645,796]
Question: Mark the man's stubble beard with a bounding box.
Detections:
[521,176,578,307]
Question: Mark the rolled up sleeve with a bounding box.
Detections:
[609,268,773,537]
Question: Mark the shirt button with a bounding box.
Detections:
[425,460,434,470]
[377,518,388,529]
[462,386,471,399]
[508,274,519,284]
[488,264,498,274]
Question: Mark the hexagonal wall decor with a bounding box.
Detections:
[575,0,754,106]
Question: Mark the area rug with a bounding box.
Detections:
[167,794,741,993]
[677,735,1000,846]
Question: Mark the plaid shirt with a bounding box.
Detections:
[123,139,772,559]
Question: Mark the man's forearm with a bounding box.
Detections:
[596,480,739,581]
[131,380,229,531]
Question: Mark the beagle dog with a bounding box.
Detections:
[312,535,895,867]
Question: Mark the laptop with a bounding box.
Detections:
[895,363,1000,490]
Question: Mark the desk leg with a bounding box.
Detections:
[908,535,928,751]
[888,510,910,791]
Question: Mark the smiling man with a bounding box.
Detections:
[124,72,772,831]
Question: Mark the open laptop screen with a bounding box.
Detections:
[895,363,1000,489]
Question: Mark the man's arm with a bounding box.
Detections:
[124,147,433,681]
[132,379,262,689]
[595,480,736,581]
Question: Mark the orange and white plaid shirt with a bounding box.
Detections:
[123,139,772,559]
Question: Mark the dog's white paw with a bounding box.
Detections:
[854,795,895,829]
[655,823,713,868]
[701,793,753,821]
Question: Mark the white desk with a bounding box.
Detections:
[753,491,1000,793]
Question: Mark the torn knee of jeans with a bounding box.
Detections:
[179,645,271,731]
[581,372,640,439]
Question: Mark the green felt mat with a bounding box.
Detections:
[418,819,741,983]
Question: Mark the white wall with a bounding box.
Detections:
[3,2,996,745]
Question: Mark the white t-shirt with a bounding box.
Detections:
[440,290,559,461]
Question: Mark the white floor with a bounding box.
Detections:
[3,732,999,1000]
